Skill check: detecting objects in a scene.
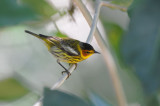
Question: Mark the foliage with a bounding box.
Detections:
[21,0,57,19]
[0,78,29,101]
[43,88,90,106]
[102,22,124,61]
[111,0,133,8]
[55,31,68,37]
[121,0,160,105]
[0,0,37,27]
[122,0,160,94]
[43,88,111,106]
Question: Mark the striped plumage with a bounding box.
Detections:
[25,30,99,78]
[47,37,83,63]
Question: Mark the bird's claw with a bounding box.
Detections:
[62,70,71,79]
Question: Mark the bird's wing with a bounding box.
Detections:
[49,36,63,42]
[60,38,80,56]
[46,36,63,47]
[47,37,80,56]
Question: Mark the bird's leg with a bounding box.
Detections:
[69,63,77,70]
[57,59,71,79]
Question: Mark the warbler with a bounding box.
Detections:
[25,30,99,78]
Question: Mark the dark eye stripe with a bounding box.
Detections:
[86,52,90,53]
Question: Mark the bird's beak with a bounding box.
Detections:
[94,50,100,54]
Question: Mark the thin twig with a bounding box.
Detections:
[87,1,127,43]
[72,0,127,106]
[101,1,127,12]
[86,0,101,43]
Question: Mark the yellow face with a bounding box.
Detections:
[81,50,95,59]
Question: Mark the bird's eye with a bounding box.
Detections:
[86,51,90,54]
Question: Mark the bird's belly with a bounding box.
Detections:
[56,54,84,63]
[49,49,83,63]
[60,56,84,63]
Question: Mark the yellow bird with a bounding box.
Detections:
[25,30,99,78]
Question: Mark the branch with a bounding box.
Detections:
[73,0,127,106]
[87,1,127,43]
[86,0,101,43]
[101,1,127,12]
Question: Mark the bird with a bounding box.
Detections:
[25,30,99,78]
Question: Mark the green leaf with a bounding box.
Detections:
[0,0,37,27]
[127,0,143,17]
[43,88,91,106]
[0,78,29,101]
[21,0,57,18]
[121,0,160,95]
[55,31,68,37]
[102,22,124,61]
[110,0,133,8]
[89,93,111,106]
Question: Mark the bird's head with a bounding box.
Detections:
[79,42,99,59]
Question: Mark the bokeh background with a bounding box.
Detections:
[0,0,160,106]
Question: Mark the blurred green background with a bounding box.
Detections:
[0,0,160,106]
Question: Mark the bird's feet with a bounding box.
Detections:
[62,70,71,79]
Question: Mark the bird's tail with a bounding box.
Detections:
[25,30,48,40]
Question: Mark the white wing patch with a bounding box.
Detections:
[63,45,79,55]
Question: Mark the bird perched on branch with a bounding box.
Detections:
[25,30,99,78]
